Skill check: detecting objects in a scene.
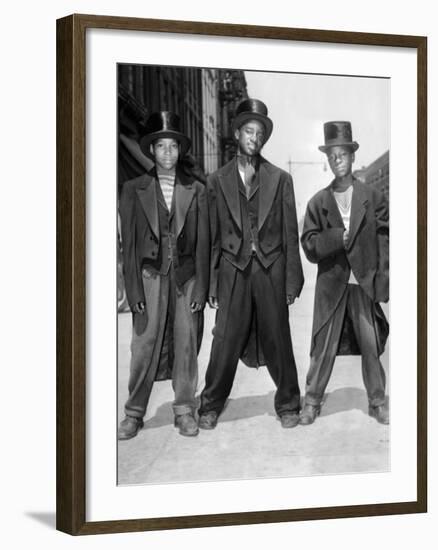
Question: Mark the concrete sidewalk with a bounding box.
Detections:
[117,284,390,486]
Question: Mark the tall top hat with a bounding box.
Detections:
[318,121,359,153]
[139,111,191,159]
[231,98,273,143]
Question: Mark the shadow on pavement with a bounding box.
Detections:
[142,388,389,430]
[219,392,277,422]
[321,387,389,417]
[143,392,277,429]
[321,387,368,416]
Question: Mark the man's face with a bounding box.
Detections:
[326,145,355,178]
[152,138,179,171]
[235,120,265,157]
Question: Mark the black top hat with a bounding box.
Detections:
[318,121,359,153]
[139,111,191,159]
[231,98,273,143]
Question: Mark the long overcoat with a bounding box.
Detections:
[119,165,209,378]
[208,156,304,367]
[301,178,389,356]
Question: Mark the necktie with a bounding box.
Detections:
[239,156,256,198]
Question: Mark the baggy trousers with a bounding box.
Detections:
[305,284,386,408]
[199,254,301,417]
[124,266,199,419]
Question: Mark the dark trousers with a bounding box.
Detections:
[124,266,199,419]
[305,284,386,408]
[199,255,301,417]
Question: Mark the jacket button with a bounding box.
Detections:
[229,244,234,250]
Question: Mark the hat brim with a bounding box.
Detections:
[319,141,359,153]
[140,130,191,160]
[232,113,273,144]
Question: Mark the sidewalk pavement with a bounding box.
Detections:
[117,283,390,486]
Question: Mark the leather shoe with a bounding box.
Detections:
[198,411,218,430]
[174,413,199,437]
[279,412,300,429]
[118,415,144,440]
[368,405,389,425]
[299,404,321,425]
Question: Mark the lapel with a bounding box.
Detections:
[258,158,280,230]
[322,181,345,228]
[135,172,159,239]
[248,165,260,200]
[236,168,247,198]
[174,168,196,237]
[218,159,242,230]
[346,180,368,249]
[155,180,168,212]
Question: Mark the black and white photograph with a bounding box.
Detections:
[116,64,390,486]
[1,0,434,544]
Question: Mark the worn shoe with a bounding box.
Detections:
[174,413,199,437]
[299,404,321,425]
[279,412,300,429]
[198,411,218,430]
[118,416,144,440]
[368,405,389,425]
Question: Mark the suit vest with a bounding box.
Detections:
[142,180,178,275]
[222,171,263,271]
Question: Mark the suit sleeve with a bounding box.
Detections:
[374,189,389,303]
[207,175,221,298]
[191,182,209,306]
[282,174,304,298]
[301,198,345,263]
[119,181,145,309]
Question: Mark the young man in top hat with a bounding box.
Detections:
[118,111,209,439]
[300,121,389,426]
[198,98,304,430]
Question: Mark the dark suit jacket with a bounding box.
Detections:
[301,178,389,355]
[207,156,304,299]
[119,166,209,310]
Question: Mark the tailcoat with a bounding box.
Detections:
[208,156,304,367]
[301,178,389,357]
[119,166,209,382]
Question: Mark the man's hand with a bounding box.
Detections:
[190,302,202,313]
[286,295,295,306]
[208,296,219,309]
[133,302,146,314]
[343,229,349,248]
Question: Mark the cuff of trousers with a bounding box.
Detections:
[368,397,387,408]
[304,394,323,407]
[276,406,301,416]
[173,404,197,416]
[124,409,145,419]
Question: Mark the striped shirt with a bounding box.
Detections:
[157,173,175,211]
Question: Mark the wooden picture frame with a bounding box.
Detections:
[56,13,427,535]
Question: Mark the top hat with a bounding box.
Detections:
[139,111,191,159]
[231,98,273,143]
[318,121,359,153]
